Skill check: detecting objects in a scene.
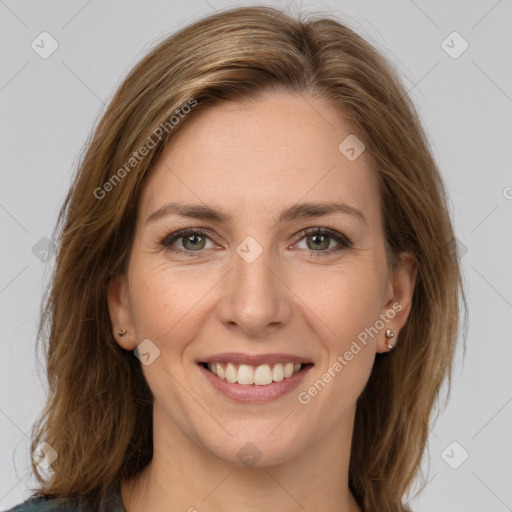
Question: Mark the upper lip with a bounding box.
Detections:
[197,352,313,366]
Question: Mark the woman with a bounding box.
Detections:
[8,5,466,512]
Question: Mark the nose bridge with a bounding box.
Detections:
[219,234,288,334]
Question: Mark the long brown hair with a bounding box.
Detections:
[29,6,467,511]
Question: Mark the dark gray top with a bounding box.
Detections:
[4,485,126,512]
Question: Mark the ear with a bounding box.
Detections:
[107,274,137,350]
[377,251,418,353]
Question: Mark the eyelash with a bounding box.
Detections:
[159,225,353,258]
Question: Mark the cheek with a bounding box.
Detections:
[308,261,384,341]
[306,280,378,417]
[128,259,213,343]
[305,262,381,387]
[130,274,170,338]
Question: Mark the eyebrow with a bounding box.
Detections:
[146,201,367,226]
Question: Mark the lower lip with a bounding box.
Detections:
[198,363,313,403]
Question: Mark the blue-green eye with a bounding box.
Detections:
[295,227,351,255]
[160,227,215,256]
[160,226,352,258]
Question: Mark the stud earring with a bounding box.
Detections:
[385,329,395,350]
[117,329,126,337]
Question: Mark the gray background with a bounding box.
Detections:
[1,0,511,510]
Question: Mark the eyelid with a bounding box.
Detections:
[293,226,352,248]
[159,224,353,256]
[160,226,219,248]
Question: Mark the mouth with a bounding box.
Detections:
[197,360,314,403]
[198,361,314,386]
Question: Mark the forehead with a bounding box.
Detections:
[139,93,381,228]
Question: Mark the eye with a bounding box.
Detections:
[160,227,217,257]
[293,227,352,257]
[159,226,353,258]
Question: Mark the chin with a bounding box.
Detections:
[197,423,306,469]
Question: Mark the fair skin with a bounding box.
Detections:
[108,91,417,512]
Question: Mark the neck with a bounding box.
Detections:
[121,406,362,512]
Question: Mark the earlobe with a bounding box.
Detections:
[377,252,418,353]
[107,274,137,350]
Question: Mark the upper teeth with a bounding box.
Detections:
[207,362,302,385]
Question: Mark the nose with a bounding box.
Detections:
[216,239,291,337]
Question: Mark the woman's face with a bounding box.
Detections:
[109,92,416,467]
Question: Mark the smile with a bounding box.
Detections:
[200,361,310,385]
[198,361,314,403]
